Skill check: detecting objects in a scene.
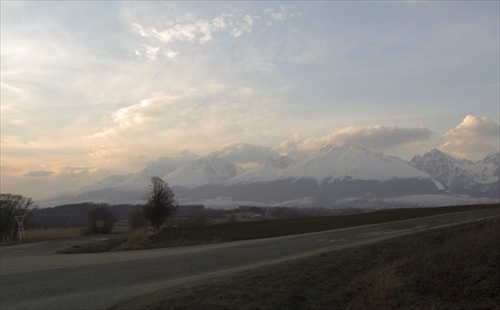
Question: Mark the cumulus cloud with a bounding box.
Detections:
[440,115,500,160]
[278,125,432,157]
[86,88,286,169]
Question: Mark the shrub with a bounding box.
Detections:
[128,209,148,229]
[87,206,115,234]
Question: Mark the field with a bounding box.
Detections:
[3,204,499,308]
[149,204,500,247]
[0,226,130,246]
[57,203,499,253]
[112,216,500,310]
[7,227,84,244]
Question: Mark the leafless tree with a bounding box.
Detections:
[143,177,177,230]
[0,194,37,242]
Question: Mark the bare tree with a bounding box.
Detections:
[0,194,37,242]
[143,177,177,230]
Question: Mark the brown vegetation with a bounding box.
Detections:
[148,203,500,248]
[25,227,85,241]
[113,216,500,310]
[112,229,154,251]
[59,204,498,253]
[58,238,127,254]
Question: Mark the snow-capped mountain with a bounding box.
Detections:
[79,152,199,193]
[40,144,498,207]
[210,143,278,163]
[411,149,499,198]
[228,155,294,184]
[469,153,500,184]
[227,144,434,186]
[410,149,475,188]
[283,144,431,183]
[164,156,239,188]
[170,144,442,206]
[411,149,499,186]
[79,173,136,193]
[121,153,199,190]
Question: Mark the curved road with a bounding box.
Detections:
[1,208,498,309]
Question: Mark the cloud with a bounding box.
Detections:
[4,164,105,200]
[132,18,222,45]
[85,88,287,170]
[2,2,498,201]
[61,166,95,176]
[278,125,432,156]
[440,115,500,160]
[228,14,254,37]
[23,170,55,177]
[211,143,279,164]
[144,45,160,60]
[131,12,255,59]
[264,5,300,23]
[130,6,298,60]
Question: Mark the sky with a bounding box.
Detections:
[1,1,499,201]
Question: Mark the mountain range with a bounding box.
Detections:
[40,144,500,208]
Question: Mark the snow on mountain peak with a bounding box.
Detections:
[227,156,293,184]
[210,143,278,164]
[410,149,498,187]
[52,142,499,207]
[163,156,238,188]
[265,156,294,169]
[481,152,500,164]
[285,144,430,183]
[228,144,432,185]
[470,152,499,184]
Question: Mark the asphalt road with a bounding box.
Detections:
[1,208,498,310]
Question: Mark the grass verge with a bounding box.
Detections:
[58,238,127,254]
[111,216,500,310]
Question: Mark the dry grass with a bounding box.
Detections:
[57,204,499,253]
[58,238,127,254]
[112,216,500,310]
[58,229,155,254]
[1,226,131,246]
[112,229,155,251]
[25,227,85,240]
[388,217,500,309]
[147,203,499,248]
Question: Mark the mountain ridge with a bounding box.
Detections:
[410,148,499,188]
[39,144,499,208]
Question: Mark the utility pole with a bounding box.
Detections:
[14,214,26,242]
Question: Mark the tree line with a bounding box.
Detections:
[0,194,37,242]
[2,176,365,241]
[1,177,178,240]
